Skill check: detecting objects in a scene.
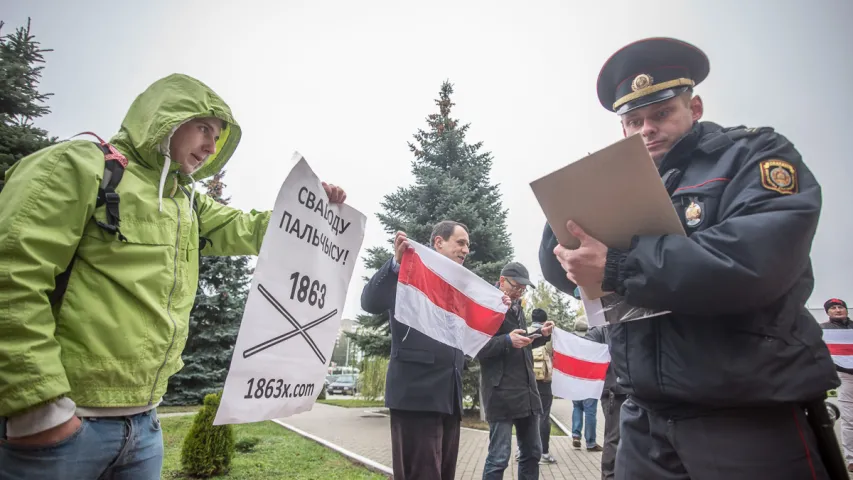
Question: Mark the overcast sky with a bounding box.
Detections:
[5,0,852,321]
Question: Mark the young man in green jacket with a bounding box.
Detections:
[0,73,346,479]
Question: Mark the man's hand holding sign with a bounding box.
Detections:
[214,153,366,425]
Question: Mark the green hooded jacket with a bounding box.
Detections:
[0,74,271,416]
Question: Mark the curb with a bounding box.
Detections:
[272,419,394,477]
[550,412,571,437]
[370,408,564,436]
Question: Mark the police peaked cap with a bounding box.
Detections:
[597,37,710,115]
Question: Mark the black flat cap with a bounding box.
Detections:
[500,262,535,288]
[597,37,710,115]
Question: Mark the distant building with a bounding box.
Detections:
[331,318,355,367]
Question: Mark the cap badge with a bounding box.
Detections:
[631,73,654,92]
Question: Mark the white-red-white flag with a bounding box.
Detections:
[394,240,508,357]
[551,327,611,400]
[822,329,853,369]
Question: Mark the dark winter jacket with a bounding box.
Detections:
[477,300,547,422]
[540,121,839,412]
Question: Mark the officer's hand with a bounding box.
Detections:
[322,182,347,204]
[553,221,607,289]
[509,329,533,348]
[393,231,411,264]
[541,321,555,337]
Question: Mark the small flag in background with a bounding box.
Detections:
[822,329,853,369]
[551,327,611,400]
[394,240,508,357]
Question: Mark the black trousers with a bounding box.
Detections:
[389,409,461,480]
[600,392,626,480]
[616,398,830,480]
[539,393,553,454]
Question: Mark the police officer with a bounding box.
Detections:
[539,37,840,479]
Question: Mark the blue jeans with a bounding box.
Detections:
[483,415,541,480]
[572,398,598,447]
[0,410,163,480]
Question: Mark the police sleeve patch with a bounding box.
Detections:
[759,159,798,195]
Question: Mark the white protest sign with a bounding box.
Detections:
[214,153,366,425]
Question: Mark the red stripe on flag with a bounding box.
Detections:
[827,344,853,356]
[553,351,609,381]
[398,249,505,336]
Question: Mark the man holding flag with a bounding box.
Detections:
[361,220,510,480]
[820,298,853,471]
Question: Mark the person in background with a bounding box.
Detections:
[820,298,853,472]
[570,317,603,453]
[530,308,557,465]
[477,262,555,480]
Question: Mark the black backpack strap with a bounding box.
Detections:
[51,132,129,307]
[73,132,129,242]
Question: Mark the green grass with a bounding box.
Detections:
[317,399,385,408]
[160,416,387,479]
[461,414,566,437]
[158,405,202,414]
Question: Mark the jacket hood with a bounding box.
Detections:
[109,73,241,183]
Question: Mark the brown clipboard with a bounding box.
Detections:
[529,134,686,299]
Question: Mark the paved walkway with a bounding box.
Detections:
[279,398,851,479]
[278,398,605,479]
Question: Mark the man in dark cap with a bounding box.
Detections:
[539,37,839,479]
[820,298,853,471]
[477,261,555,480]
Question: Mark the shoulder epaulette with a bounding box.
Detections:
[723,125,775,141]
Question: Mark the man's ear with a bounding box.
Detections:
[621,121,627,138]
[690,95,704,122]
[432,236,442,249]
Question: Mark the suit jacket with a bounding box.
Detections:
[361,257,465,416]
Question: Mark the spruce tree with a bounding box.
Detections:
[0,18,56,192]
[164,172,253,405]
[348,81,514,409]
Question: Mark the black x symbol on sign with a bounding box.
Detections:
[242,283,337,362]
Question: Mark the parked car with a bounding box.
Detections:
[328,374,358,396]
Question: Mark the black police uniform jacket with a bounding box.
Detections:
[540,121,839,409]
[361,257,465,415]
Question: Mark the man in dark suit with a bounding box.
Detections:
[361,220,481,480]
